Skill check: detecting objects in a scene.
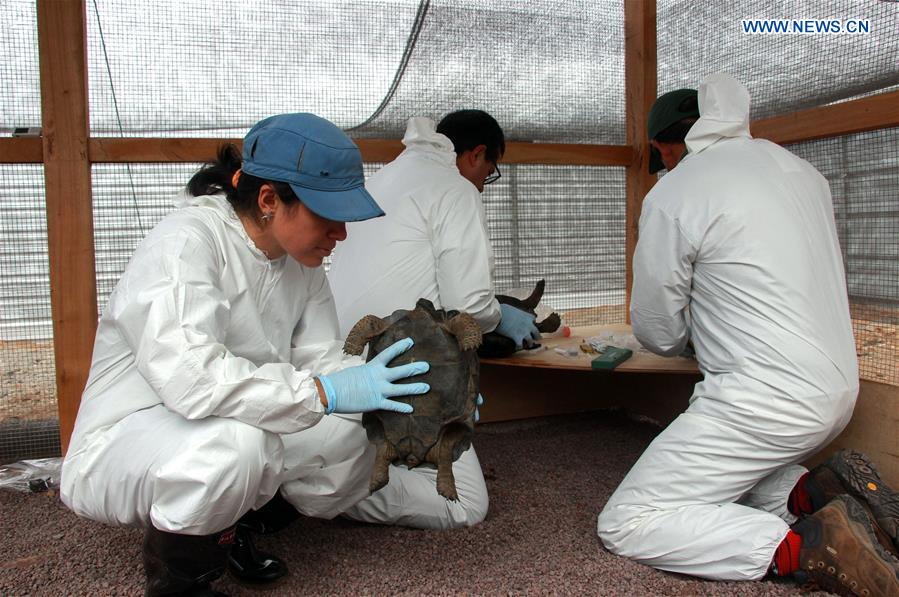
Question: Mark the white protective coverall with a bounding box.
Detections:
[61,193,486,536]
[597,73,858,580]
[327,116,501,337]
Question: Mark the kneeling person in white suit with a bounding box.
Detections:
[597,75,899,597]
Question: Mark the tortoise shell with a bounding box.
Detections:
[343,298,481,501]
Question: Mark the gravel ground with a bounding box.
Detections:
[0,411,831,597]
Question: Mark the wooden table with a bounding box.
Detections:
[477,324,702,424]
[480,323,699,374]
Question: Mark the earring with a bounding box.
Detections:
[261,212,274,223]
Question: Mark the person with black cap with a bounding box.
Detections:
[59,113,435,595]
[597,75,899,596]
[646,87,700,174]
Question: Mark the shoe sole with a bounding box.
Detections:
[829,450,899,552]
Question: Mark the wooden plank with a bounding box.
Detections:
[78,91,899,165]
[88,137,406,164]
[88,138,226,163]
[479,324,699,374]
[623,0,657,324]
[356,139,404,163]
[87,137,633,166]
[37,0,96,455]
[0,138,43,163]
[503,142,633,166]
[752,90,899,146]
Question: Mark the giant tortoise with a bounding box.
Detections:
[343,298,482,501]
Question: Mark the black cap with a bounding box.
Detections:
[647,89,699,173]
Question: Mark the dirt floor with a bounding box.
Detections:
[0,412,832,596]
[0,339,57,422]
[1,306,896,424]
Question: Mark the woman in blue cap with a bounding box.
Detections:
[60,113,436,594]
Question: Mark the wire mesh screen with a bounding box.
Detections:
[788,128,899,387]
[485,165,627,326]
[0,1,55,463]
[93,163,202,313]
[0,0,40,134]
[85,0,625,143]
[657,0,899,119]
[0,165,58,464]
[90,162,627,327]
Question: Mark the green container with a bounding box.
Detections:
[591,346,633,370]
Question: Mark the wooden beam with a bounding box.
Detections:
[356,139,404,163]
[71,90,899,165]
[86,137,633,166]
[37,0,96,455]
[752,90,899,146]
[623,0,657,323]
[503,142,632,166]
[0,138,43,163]
[88,138,226,163]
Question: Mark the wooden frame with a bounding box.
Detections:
[5,88,898,166]
[623,0,658,323]
[81,138,632,166]
[751,89,899,145]
[36,0,95,455]
[3,0,897,451]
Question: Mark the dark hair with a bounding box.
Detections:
[436,109,506,163]
[654,119,697,144]
[187,143,299,218]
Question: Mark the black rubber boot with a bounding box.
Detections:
[236,492,300,535]
[142,525,234,596]
[226,524,288,585]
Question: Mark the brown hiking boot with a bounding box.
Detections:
[792,494,899,597]
[808,450,899,556]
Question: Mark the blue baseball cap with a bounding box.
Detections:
[241,113,384,222]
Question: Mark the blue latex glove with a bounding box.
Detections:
[475,393,484,423]
[495,303,541,349]
[318,338,430,414]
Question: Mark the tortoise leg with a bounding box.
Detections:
[435,438,459,502]
[520,279,546,310]
[443,312,483,351]
[344,314,389,355]
[536,311,561,334]
[369,440,397,494]
[434,424,471,502]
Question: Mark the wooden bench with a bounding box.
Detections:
[477,324,702,424]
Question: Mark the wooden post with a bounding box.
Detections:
[37,0,96,454]
[623,0,657,322]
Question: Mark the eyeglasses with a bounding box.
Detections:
[484,162,502,185]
